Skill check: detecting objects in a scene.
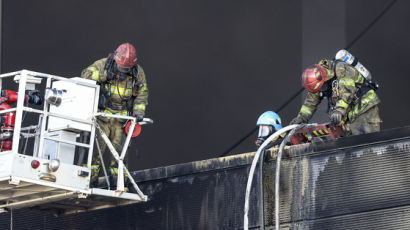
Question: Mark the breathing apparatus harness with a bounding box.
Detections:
[333,59,379,111]
[98,54,143,115]
[319,59,379,117]
[353,77,379,110]
[317,59,379,116]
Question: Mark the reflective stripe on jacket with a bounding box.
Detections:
[295,61,380,122]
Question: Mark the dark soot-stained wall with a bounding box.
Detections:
[2,127,410,229]
[2,0,409,171]
[1,0,302,170]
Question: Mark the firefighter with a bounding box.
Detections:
[81,43,149,185]
[290,58,381,135]
[255,111,285,149]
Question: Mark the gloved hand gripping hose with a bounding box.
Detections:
[243,124,299,230]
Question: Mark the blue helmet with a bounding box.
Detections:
[256,111,283,131]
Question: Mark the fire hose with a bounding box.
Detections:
[243,124,299,230]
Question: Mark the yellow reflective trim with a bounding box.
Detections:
[309,92,320,99]
[361,90,376,105]
[90,165,100,173]
[110,167,128,177]
[267,117,282,124]
[103,109,128,119]
[103,109,113,114]
[88,67,99,81]
[355,72,364,83]
[138,84,148,92]
[348,90,377,119]
[106,110,128,115]
[300,105,313,116]
[266,118,282,125]
[339,78,355,87]
[93,72,99,81]
[84,163,100,168]
[313,82,321,90]
[267,118,276,124]
[110,167,118,175]
[134,104,146,111]
[109,86,132,96]
[313,131,319,136]
[348,108,357,119]
[335,99,349,109]
[87,67,97,71]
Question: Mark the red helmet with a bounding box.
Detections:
[302,64,327,93]
[114,43,137,73]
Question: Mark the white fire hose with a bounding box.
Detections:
[274,125,301,230]
[243,124,299,230]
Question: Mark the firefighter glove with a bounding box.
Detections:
[290,116,306,125]
[330,111,343,125]
[135,114,144,122]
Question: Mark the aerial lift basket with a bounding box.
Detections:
[0,70,149,215]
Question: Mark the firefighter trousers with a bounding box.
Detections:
[346,106,381,135]
[91,118,128,183]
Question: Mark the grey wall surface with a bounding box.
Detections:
[301,0,346,123]
[345,0,410,129]
[1,0,409,171]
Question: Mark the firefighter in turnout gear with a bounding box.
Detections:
[81,43,149,185]
[290,58,381,135]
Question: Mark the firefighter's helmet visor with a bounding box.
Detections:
[258,125,273,138]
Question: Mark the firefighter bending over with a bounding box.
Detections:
[81,43,149,185]
[290,55,381,135]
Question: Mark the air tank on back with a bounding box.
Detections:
[335,49,372,81]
